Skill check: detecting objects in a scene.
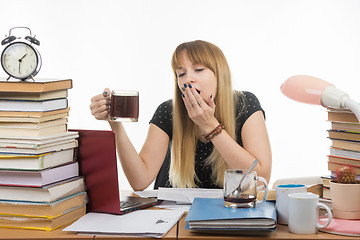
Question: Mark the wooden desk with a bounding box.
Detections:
[0,225,94,240]
[177,214,360,240]
[1,213,360,240]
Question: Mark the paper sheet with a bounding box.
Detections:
[64,210,184,238]
[157,188,223,204]
[134,189,158,198]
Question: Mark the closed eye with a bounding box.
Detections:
[178,73,185,78]
[195,68,204,72]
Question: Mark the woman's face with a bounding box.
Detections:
[176,53,217,104]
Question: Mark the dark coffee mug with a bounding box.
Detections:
[110,90,139,122]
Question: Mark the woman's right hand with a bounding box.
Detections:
[90,88,111,120]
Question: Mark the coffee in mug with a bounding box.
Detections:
[110,90,139,122]
[224,169,268,208]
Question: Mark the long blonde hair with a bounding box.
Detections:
[170,40,238,188]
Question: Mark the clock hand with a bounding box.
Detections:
[20,53,27,60]
[17,54,27,74]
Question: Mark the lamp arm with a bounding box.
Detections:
[345,98,360,123]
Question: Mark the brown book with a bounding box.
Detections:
[328,110,358,123]
[328,130,360,142]
[328,162,360,175]
[331,139,360,152]
[0,192,87,218]
[0,78,72,93]
[307,183,323,198]
[322,186,331,200]
[328,156,360,167]
[0,205,85,231]
[0,124,67,138]
[331,122,360,133]
[0,117,67,128]
[0,89,68,101]
[0,107,70,118]
[0,112,68,123]
[321,176,334,188]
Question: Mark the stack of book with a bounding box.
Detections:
[322,108,360,201]
[185,198,277,235]
[0,79,86,231]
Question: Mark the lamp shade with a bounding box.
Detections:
[281,75,360,123]
[280,75,333,106]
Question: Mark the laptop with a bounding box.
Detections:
[69,129,161,214]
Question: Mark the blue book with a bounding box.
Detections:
[185,198,276,233]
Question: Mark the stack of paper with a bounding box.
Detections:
[64,210,185,238]
[185,198,277,235]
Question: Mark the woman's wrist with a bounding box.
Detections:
[203,124,225,141]
[108,121,123,132]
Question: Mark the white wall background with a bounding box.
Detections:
[1,0,360,190]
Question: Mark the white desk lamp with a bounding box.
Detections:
[280,75,360,123]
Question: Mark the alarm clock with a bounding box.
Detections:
[1,27,41,81]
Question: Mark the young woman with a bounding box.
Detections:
[90,40,272,190]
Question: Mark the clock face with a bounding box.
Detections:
[1,42,40,79]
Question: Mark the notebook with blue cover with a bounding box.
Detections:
[185,198,276,233]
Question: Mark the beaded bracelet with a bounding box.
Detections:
[204,124,225,141]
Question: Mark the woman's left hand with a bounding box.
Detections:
[182,84,219,134]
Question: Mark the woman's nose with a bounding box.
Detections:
[185,73,196,84]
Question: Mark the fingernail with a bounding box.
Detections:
[210,94,212,99]
[184,84,187,88]
[182,93,185,98]
[188,84,192,88]
[103,91,108,96]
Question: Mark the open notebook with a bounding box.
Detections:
[69,129,160,214]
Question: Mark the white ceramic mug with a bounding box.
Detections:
[288,192,332,234]
[275,184,307,225]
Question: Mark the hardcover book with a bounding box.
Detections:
[327,109,358,123]
[0,107,70,118]
[0,205,85,231]
[0,148,75,170]
[0,192,87,218]
[0,98,68,112]
[0,177,85,203]
[0,162,79,187]
[0,78,72,93]
[0,89,68,101]
[328,130,360,142]
[0,139,77,154]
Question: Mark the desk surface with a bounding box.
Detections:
[1,214,359,240]
[0,225,94,240]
